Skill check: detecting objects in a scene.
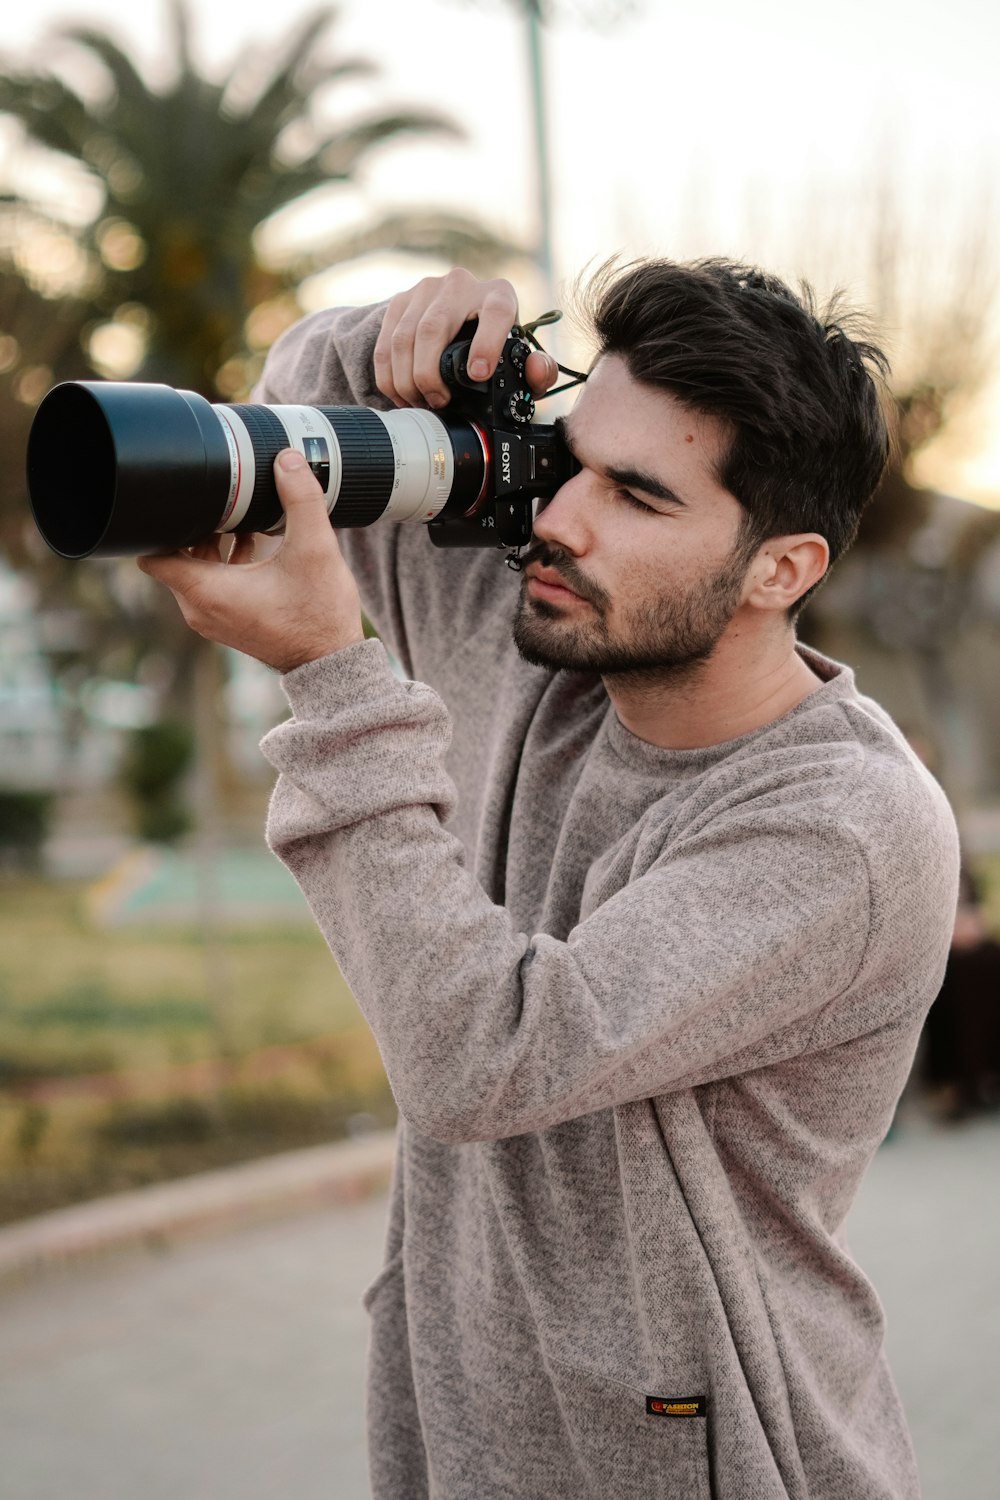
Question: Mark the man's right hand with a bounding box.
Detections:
[373,268,559,411]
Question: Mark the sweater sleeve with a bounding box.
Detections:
[253,305,520,688]
[263,643,880,1142]
[252,304,414,671]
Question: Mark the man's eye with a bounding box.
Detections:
[615,487,659,515]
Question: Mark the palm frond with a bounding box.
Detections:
[282,210,526,282]
[0,74,97,162]
[241,113,463,225]
[167,0,195,78]
[308,111,463,178]
[233,7,338,135]
[0,2,514,731]
[56,26,155,113]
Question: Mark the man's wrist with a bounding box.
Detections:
[271,627,367,676]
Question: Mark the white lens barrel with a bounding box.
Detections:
[213,404,458,534]
[378,408,455,522]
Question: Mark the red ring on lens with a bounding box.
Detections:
[461,422,492,517]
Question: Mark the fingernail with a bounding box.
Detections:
[469,359,489,380]
[427,392,447,409]
[278,449,306,471]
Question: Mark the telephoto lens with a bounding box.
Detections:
[26,382,490,559]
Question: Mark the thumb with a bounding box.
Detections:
[273,448,332,544]
[525,349,559,397]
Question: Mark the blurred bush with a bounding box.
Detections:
[0,789,54,869]
[0,873,392,1223]
[0,1041,119,1089]
[119,720,194,844]
[0,1068,396,1224]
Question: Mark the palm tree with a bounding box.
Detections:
[0,251,94,565]
[0,0,514,568]
[0,0,516,765]
[0,1,512,402]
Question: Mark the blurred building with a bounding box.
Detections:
[0,558,75,789]
[0,557,283,799]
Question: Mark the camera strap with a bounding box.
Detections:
[504,313,588,571]
[522,312,589,398]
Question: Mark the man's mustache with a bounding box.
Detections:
[518,542,609,610]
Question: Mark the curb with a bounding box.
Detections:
[0,1129,396,1287]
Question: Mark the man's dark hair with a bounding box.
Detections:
[579,257,893,608]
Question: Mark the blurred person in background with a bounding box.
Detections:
[139,261,960,1500]
[923,865,1000,1119]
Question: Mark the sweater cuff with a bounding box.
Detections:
[278,637,407,719]
[260,637,457,837]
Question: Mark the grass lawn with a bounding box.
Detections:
[2,847,996,1227]
[0,875,393,1224]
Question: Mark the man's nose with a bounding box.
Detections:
[532,470,592,554]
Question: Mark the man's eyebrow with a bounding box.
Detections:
[554,415,687,508]
[605,462,688,508]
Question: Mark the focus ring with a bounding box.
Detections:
[317,407,395,526]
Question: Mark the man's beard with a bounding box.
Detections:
[512,539,753,680]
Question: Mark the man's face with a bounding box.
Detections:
[513,354,756,678]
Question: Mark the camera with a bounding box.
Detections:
[25,322,578,560]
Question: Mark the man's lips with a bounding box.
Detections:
[526,565,587,604]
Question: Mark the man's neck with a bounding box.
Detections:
[604,622,824,751]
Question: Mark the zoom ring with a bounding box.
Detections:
[317,408,395,527]
[236,405,295,533]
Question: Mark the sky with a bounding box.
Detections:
[2,0,1000,503]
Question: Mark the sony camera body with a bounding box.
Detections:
[26,319,580,562]
[431,321,577,549]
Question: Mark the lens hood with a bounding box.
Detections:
[27,381,231,559]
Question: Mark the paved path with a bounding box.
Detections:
[0,1196,385,1500]
[848,1112,1000,1499]
[1,1110,998,1499]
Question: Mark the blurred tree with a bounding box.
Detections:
[0,0,516,795]
[0,249,95,567]
[797,180,1000,808]
[777,173,1000,554]
[855,185,998,551]
[0,0,512,405]
[120,719,194,844]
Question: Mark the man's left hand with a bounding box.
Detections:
[138,449,365,673]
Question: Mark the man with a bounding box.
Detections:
[140,261,959,1498]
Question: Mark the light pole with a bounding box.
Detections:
[522,0,558,313]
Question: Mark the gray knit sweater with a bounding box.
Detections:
[256,304,960,1500]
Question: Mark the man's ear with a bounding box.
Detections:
[743,534,830,613]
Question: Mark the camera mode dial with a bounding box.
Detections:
[508,392,535,422]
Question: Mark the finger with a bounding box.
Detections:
[227,532,256,565]
[376,282,438,408]
[525,350,559,396]
[379,271,521,410]
[273,449,334,551]
[374,298,407,406]
[188,534,223,562]
[465,280,520,382]
[386,302,431,409]
[137,549,210,591]
[410,269,503,407]
[411,299,464,408]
